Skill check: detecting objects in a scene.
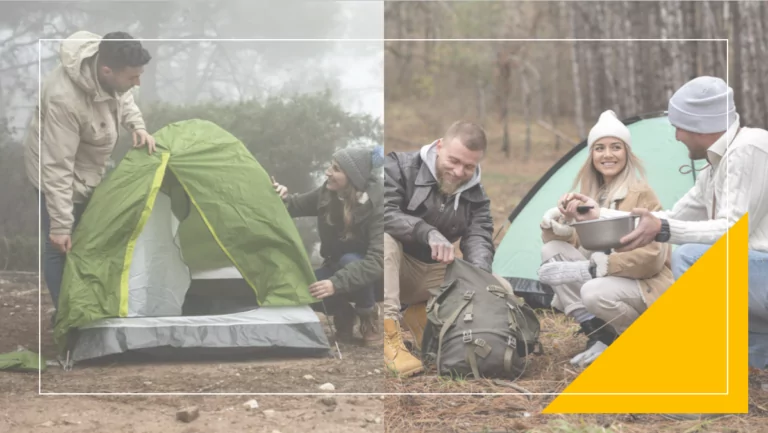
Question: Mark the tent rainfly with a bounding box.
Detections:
[54,119,330,362]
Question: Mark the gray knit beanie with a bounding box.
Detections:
[332,145,384,191]
[668,76,737,134]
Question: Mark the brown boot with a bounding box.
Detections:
[332,302,356,343]
[383,318,424,377]
[357,305,381,346]
[402,302,427,351]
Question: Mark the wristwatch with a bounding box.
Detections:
[588,261,597,279]
[655,218,671,242]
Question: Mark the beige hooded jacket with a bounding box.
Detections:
[24,30,147,235]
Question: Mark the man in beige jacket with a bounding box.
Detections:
[24,30,155,315]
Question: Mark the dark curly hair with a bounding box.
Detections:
[97,31,152,70]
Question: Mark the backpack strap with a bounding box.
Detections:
[436,290,474,376]
[503,335,529,381]
[465,345,481,379]
[465,337,492,379]
[504,345,515,375]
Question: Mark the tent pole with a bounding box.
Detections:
[321,301,343,360]
[493,220,509,244]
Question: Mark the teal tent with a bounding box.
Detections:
[55,119,330,362]
[492,112,707,308]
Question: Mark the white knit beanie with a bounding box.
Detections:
[587,110,631,148]
[668,76,736,134]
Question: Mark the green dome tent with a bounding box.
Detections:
[492,112,707,308]
[54,119,330,362]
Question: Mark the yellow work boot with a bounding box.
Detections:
[383,318,424,377]
[402,302,427,351]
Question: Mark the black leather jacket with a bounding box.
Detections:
[383,150,495,272]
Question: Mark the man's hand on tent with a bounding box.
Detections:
[132,129,156,154]
[428,230,455,264]
[616,208,661,252]
[272,176,288,200]
[309,280,336,299]
[50,234,71,253]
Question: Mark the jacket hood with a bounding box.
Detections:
[59,31,103,97]
[419,140,482,210]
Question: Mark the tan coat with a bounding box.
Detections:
[542,184,674,306]
[23,31,146,235]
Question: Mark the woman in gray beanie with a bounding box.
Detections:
[273,145,384,345]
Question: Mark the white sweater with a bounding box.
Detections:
[600,116,768,252]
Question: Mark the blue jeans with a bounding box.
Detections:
[672,243,768,369]
[39,192,87,311]
[312,253,376,317]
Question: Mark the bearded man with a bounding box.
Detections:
[382,120,497,376]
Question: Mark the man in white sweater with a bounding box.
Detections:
[558,76,768,369]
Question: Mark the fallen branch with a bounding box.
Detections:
[491,379,534,400]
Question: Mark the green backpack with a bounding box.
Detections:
[420,258,543,380]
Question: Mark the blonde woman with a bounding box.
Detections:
[537,110,674,368]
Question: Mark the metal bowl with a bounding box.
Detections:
[571,215,638,251]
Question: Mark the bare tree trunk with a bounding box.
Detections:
[568,3,585,139]
[552,2,562,149]
[658,0,675,99]
[476,78,486,127]
[727,1,744,123]
[736,2,752,124]
[748,1,768,126]
[623,1,638,114]
[702,1,720,77]
[497,51,511,158]
[599,3,618,113]
[584,45,598,122]
[674,3,687,83]
[521,68,531,160]
[646,3,663,108]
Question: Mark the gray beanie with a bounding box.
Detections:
[668,76,737,134]
[333,146,384,191]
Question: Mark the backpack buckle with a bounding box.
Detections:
[507,335,517,349]
[463,291,475,300]
[462,330,472,343]
[473,338,492,358]
[486,284,506,297]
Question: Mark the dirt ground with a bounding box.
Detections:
[0,271,384,433]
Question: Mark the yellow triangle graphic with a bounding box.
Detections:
[543,215,749,414]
